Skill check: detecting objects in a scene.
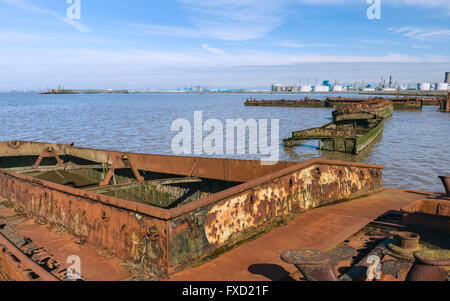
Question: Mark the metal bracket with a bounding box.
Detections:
[33,147,64,168]
[99,154,144,187]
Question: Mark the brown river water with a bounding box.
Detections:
[0,92,448,192]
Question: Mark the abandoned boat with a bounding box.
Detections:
[245,98,325,108]
[283,99,393,154]
[325,96,422,110]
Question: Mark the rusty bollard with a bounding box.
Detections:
[389,231,421,258]
[438,176,450,197]
[398,232,420,250]
[406,250,450,281]
[281,249,338,281]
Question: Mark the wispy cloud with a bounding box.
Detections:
[124,22,272,41]
[0,0,90,33]
[201,44,226,55]
[278,41,336,48]
[178,0,284,40]
[127,0,450,42]
[392,0,450,14]
[125,0,286,41]
[389,27,450,39]
[293,0,450,14]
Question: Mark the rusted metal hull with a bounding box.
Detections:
[326,97,422,110]
[441,93,450,112]
[439,176,450,196]
[421,98,441,106]
[284,99,389,154]
[283,120,384,154]
[0,141,384,279]
[401,198,450,231]
[332,99,393,122]
[245,98,325,108]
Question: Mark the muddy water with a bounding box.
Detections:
[0,92,448,191]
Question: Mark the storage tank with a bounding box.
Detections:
[332,85,343,92]
[435,83,449,91]
[299,85,312,92]
[313,85,329,92]
[418,83,431,91]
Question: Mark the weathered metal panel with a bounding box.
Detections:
[441,92,450,112]
[168,163,382,273]
[0,171,170,278]
[245,98,325,108]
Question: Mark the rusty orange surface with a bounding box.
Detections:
[0,188,431,281]
[168,189,428,281]
[0,141,386,278]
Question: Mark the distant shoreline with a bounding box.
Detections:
[38,89,448,97]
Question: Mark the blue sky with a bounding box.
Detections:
[1,0,449,90]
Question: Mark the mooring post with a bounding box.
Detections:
[281,249,338,281]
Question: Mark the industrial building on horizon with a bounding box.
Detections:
[271,72,450,93]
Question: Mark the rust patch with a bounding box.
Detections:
[203,164,382,246]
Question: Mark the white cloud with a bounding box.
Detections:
[124,0,287,41]
[389,27,450,39]
[125,22,273,41]
[126,0,450,42]
[279,41,336,48]
[396,0,450,14]
[293,0,450,14]
[178,0,284,40]
[0,0,90,33]
[201,44,226,55]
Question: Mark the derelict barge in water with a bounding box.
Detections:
[325,96,422,110]
[283,99,393,154]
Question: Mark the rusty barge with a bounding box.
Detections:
[245,98,325,108]
[0,141,385,281]
[283,99,393,154]
[440,92,450,112]
[325,96,423,110]
[244,96,425,111]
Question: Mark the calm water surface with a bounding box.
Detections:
[0,92,448,191]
